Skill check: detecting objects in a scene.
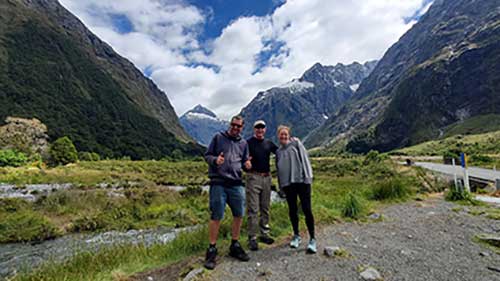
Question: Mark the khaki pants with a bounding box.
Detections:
[246,173,272,239]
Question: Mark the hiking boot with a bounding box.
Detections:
[204,246,217,270]
[248,238,259,251]
[229,241,250,261]
[290,235,301,248]
[259,235,275,245]
[307,238,317,254]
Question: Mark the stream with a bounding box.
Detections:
[0,184,285,279]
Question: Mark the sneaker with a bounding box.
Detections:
[248,238,259,251]
[289,235,301,248]
[204,246,217,270]
[259,235,275,245]
[307,239,317,254]
[229,241,250,261]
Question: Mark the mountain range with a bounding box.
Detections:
[179,105,228,146]
[240,61,377,141]
[2,0,498,157]
[305,0,500,153]
[0,0,202,159]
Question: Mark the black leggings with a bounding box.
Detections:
[283,183,315,239]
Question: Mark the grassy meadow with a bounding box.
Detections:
[392,130,500,168]
[1,156,447,280]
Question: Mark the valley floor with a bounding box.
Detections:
[132,195,500,281]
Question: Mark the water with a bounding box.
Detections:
[0,184,284,279]
[0,183,72,201]
[0,226,196,279]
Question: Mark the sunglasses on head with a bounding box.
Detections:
[230,123,243,128]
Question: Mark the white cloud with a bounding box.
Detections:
[59,0,430,119]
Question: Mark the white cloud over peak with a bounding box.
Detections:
[59,0,431,119]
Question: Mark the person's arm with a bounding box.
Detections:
[242,141,252,170]
[270,141,278,154]
[204,135,219,167]
[275,151,281,187]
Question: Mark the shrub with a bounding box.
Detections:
[363,150,382,165]
[341,192,365,219]
[78,151,101,161]
[372,177,411,201]
[49,136,78,165]
[0,117,49,156]
[0,210,60,243]
[0,149,28,167]
[445,187,475,203]
[71,214,107,232]
[470,154,493,164]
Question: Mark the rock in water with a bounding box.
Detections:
[360,267,382,281]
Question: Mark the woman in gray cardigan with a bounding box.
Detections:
[275,125,316,253]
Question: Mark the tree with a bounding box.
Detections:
[0,117,49,157]
[49,137,78,165]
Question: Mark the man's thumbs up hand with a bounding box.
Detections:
[216,152,225,166]
[244,156,252,170]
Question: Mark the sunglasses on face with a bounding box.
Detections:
[230,123,243,128]
[254,126,265,129]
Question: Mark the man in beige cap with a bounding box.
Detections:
[245,120,278,251]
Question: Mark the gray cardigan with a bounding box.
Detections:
[275,139,313,188]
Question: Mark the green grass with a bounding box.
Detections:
[393,130,500,157]
[6,158,427,280]
[340,192,366,219]
[371,177,414,201]
[0,159,208,186]
[443,114,500,138]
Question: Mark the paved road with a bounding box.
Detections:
[414,162,500,182]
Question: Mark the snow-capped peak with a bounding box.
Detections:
[350,84,360,92]
[277,79,314,93]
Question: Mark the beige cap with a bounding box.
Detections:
[253,120,266,128]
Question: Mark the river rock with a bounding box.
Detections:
[183,268,204,281]
[360,267,382,281]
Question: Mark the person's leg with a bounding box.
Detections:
[205,185,226,269]
[297,183,315,239]
[209,220,221,244]
[208,185,226,243]
[232,216,243,240]
[246,174,261,241]
[259,175,272,241]
[283,185,299,236]
[227,185,250,261]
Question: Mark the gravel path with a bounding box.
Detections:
[205,197,500,281]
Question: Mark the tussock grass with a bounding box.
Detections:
[371,177,413,201]
[341,192,366,219]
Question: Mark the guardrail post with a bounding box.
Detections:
[496,179,500,191]
[452,158,459,191]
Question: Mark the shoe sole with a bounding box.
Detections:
[306,248,317,254]
[229,253,250,262]
[204,263,216,270]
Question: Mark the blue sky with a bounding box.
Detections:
[187,0,285,41]
[60,0,433,118]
